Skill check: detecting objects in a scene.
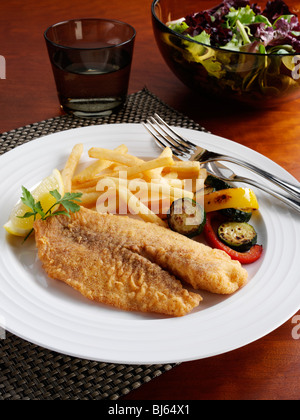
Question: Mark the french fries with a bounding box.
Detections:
[61,143,84,193]
[73,144,128,185]
[163,161,201,173]
[109,156,174,180]
[88,147,142,166]
[116,185,168,227]
[60,142,207,226]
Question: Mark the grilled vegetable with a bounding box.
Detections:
[217,222,257,252]
[204,187,259,213]
[205,174,232,191]
[198,186,216,195]
[203,212,263,264]
[219,207,253,222]
[167,198,206,237]
[205,176,253,221]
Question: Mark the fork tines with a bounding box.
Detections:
[143,114,195,157]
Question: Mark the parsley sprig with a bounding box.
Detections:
[19,187,82,241]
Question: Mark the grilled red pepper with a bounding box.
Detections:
[203,212,263,264]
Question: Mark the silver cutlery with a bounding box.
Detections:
[143,113,300,200]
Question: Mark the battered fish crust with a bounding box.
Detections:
[34,209,202,317]
[34,208,248,316]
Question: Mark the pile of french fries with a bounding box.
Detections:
[60,143,207,227]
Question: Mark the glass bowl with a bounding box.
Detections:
[151,0,300,107]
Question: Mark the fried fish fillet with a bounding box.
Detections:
[34,209,202,317]
[34,208,248,316]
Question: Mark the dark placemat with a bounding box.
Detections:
[0,88,208,400]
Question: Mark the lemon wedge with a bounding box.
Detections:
[4,169,65,237]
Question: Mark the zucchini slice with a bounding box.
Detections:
[167,198,206,237]
[205,174,233,191]
[217,222,257,252]
[220,207,253,222]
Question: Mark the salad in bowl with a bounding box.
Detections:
[152,0,300,106]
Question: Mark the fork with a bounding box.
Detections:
[205,161,300,213]
[143,113,300,200]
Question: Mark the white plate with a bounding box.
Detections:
[0,124,300,364]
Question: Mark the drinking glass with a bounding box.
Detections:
[44,18,136,117]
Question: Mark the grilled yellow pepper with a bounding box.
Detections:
[203,188,259,213]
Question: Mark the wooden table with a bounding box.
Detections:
[1,0,300,401]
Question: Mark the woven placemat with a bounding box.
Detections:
[0,88,208,400]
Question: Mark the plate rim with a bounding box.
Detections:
[0,123,299,364]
